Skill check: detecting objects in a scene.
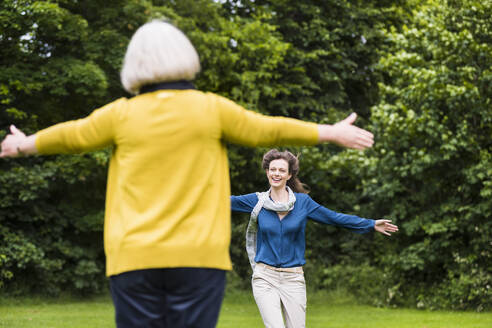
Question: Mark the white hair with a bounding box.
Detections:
[120,21,201,95]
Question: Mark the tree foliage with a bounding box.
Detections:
[0,0,296,295]
[220,0,414,284]
[318,0,492,310]
[1,0,491,311]
[0,0,125,294]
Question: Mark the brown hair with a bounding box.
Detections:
[262,149,309,193]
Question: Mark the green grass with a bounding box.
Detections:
[1,290,491,328]
[0,294,114,328]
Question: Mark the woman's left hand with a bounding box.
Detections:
[374,219,398,236]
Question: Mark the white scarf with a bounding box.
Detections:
[245,187,296,270]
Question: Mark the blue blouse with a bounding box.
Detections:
[230,192,375,268]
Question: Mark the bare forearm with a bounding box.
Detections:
[17,134,38,156]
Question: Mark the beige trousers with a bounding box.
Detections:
[252,264,307,328]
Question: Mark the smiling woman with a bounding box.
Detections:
[230,149,398,328]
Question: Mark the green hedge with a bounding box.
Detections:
[1,0,491,311]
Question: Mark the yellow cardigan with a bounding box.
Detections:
[35,90,319,276]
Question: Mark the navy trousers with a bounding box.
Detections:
[109,268,226,328]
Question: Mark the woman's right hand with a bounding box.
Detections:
[318,113,374,150]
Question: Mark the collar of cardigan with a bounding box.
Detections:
[139,80,196,95]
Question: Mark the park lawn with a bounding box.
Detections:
[0,290,491,328]
[0,294,114,328]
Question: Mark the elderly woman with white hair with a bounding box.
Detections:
[0,21,374,328]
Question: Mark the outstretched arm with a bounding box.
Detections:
[0,125,37,158]
[216,95,374,150]
[309,205,399,236]
[1,98,120,159]
[374,219,399,236]
[306,195,398,235]
[308,205,375,233]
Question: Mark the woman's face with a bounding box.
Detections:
[266,159,292,189]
